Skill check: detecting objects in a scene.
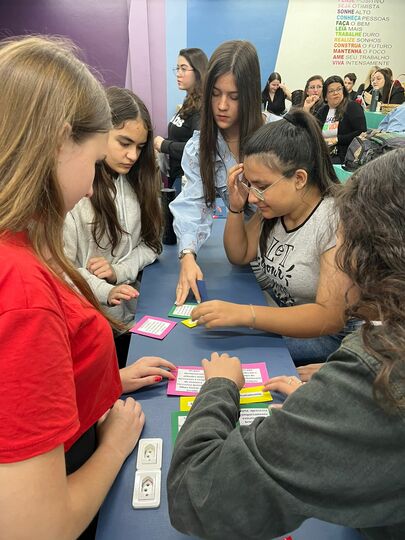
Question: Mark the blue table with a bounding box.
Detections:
[96,221,362,540]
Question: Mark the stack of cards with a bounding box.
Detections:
[168,303,197,319]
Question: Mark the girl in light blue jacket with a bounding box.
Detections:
[169,40,263,305]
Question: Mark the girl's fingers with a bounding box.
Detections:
[109,292,132,303]
[133,376,162,389]
[119,287,138,297]
[189,282,201,304]
[152,358,177,371]
[263,375,303,394]
[228,164,244,185]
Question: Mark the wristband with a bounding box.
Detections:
[228,206,244,214]
[249,304,256,329]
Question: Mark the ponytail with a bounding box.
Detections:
[243,109,339,258]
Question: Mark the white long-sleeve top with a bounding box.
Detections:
[64,174,158,323]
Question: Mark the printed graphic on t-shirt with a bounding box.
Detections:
[171,113,185,128]
[322,108,339,140]
[257,235,296,307]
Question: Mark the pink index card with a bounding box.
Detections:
[167,366,203,396]
[242,362,269,388]
[130,315,176,340]
[167,362,269,396]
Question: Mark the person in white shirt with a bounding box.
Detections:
[64,87,163,365]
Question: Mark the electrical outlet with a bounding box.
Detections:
[139,476,155,500]
[136,438,162,470]
[132,470,161,509]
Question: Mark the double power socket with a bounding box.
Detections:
[132,438,163,509]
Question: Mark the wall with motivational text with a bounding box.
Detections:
[1,0,403,128]
[275,0,404,91]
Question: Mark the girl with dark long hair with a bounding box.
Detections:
[169,40,263,305]
[191,109,355,365]
[64,87,163,326]
[261,71,291,116]
[371,68,404,105]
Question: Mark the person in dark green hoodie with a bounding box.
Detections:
[167,149,405,540]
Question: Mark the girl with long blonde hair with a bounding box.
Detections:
[0,36,173,540]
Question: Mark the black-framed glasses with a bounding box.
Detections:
[327,86,343,95]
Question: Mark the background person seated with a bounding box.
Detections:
[357,64,380,104]
[344,72,357,101]
[301,74,324,115]
[369,68,404,106]
[261,71,291,116]
[315,75,366,164]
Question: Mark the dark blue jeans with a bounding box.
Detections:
[283,319,361,367]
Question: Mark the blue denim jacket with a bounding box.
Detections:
[169,130,236,254]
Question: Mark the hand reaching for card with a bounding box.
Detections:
[191,300,252,328]
[120,356,177,393]
[202,352,245,390]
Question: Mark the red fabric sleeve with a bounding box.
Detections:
[0,307,80,462]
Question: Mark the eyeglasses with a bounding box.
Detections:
[172,66,194,75]
[308,85,323,90]
[238,175,285,201]
[327,86,344,95]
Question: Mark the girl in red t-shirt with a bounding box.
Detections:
[0,36,173,540]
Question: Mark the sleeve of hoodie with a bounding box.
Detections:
[63,212,115,305]
[167,340,404,540]
[111,240,158,285]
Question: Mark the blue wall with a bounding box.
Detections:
[187,0,289,88]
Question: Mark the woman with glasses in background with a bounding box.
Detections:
[301,74,324,114]
[154,48,208,194]
[315,75,366,164]
[191,109,358,366]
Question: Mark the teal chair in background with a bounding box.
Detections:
[333,164,352,183]
[364,110,386,130]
